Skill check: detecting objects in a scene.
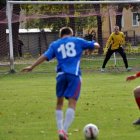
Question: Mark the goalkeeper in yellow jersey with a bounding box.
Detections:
[101,25,132,72]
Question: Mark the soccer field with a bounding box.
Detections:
[0,59,140,140]
[1,0,140,139]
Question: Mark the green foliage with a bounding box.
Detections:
[124,44,140,54]
[21,2,97,31]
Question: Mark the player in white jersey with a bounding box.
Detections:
[21,27,100,140]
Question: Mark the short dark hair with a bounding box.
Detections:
[59,27,73,37]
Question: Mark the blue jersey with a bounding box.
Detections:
[43,36,95,76]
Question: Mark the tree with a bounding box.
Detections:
[12,4,21,57]
[20,0,102,54]
[0,0,7,57]
[0,0,21,58]
[93,1,103,54]
[68,2,76,35]
[21,1,97,33]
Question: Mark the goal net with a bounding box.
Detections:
[2,0,140,73]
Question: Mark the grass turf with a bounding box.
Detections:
[0,60,140,140]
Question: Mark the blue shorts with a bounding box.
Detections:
[56,73,82,100]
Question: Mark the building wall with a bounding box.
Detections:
[14,32,59,57]
[101,7,140,46]
[122,8,140,36]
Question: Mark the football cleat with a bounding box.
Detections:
[133,118,140,125]
[101,68,105,72]
[58,130,68,140]
[126,67,132,71]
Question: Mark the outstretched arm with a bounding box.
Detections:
[85,42,100,55]
[21,54,47,72]
[126,71,140,81]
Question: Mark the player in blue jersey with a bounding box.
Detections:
[21,27,100,140]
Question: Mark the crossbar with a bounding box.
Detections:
[8,0,140,5]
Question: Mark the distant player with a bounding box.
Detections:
[21,27,100,140]
[101,25,132,72]
[126,71,140,125]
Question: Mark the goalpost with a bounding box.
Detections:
[6,0,140,73]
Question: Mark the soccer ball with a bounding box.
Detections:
[83,123,99,140]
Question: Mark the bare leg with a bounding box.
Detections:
[133,86,140,125]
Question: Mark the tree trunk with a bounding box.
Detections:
[97,15,103,54]
[0,3,7,57]
[12,4,21,57]
[69,3,75,35]
[94,3,103,54]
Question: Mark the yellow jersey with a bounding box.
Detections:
[106,32,125,50]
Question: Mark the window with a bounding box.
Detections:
[132,12,139,26]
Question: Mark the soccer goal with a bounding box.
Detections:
[4,0,140,73]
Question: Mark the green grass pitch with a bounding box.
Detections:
[0,59,140,140]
